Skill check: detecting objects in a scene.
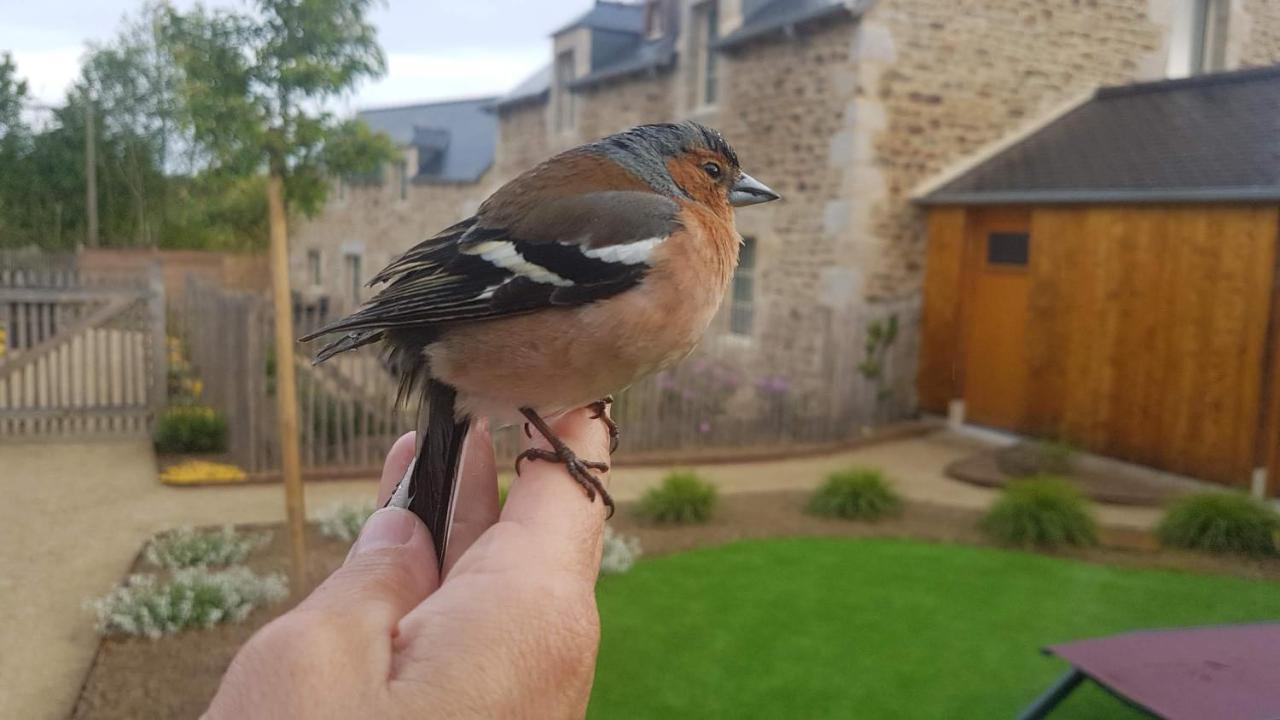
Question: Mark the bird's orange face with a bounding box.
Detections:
[666,148,740,214]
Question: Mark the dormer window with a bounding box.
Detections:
[692,1,720,108]
[554,49,577,132]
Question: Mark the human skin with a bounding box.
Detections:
[204,408,610,719]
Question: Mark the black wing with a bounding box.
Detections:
[302,190,680,361]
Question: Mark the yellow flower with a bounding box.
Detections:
[160,460,248,486]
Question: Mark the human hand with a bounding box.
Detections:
[205,408,611,719]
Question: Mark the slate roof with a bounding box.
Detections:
[554,1,645,35]
[573,36,677,88]
[717,0,858,50]
[920,65,1280,205]
[492,65,553,111]
[357,97,498,183]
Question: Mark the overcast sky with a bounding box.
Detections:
[0,0,588,110]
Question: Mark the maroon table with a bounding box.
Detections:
[1017,624,1280,720]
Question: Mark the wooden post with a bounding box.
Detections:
[267,173,307,586]
[147,262,167,420]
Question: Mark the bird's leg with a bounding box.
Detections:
[589,395,620,454]
[516,407,614,517]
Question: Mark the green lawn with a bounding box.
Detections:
[591,537,1280,719]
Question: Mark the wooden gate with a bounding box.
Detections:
[0,264,167,440]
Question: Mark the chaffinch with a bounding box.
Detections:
[303,121,779,567]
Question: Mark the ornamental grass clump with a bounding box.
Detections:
[636,471,717,525]
[981,475,1098,550]
[317,501,376,543]
[1157,492,1280,558]
[144,526,270,569]
[807,467,902,521]
[89,567,288,639]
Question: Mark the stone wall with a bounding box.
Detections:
[1239,0,1280,67]
[288,176,492,314]
[715,19,861,385]
[852,0,1170,303]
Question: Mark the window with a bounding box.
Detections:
[987,232,1029,267]
[1167,0,1229,77]
[693,1,720,107]
[396,158,408,200]
[344,253,363,306]
[306,249,322,287]
[554,50,576,132]
[729,237,756,336]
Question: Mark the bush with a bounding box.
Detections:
[153,405,228,454]
[1157,492,1280,557]
[981,475,1097,549]
[144,526,269,569]
[807,468,902,521]
[636,471,717,525]
[317,501,376,543]
[600,525,642,575]
[89,567,288,639]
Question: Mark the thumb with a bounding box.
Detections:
[298,508,440,637]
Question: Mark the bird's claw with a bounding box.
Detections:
[515,446,615,517]
[588,397,620,454]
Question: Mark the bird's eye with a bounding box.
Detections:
[702,162,723,179]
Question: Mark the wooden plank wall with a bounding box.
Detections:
[917,207,967,413]
[919,204,1280,489]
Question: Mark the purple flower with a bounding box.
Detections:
[698,420,712,434]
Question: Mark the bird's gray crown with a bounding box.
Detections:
[586,122,741,198]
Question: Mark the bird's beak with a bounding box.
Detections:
[729,173,780,207]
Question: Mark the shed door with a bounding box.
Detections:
[962,210,1032,431]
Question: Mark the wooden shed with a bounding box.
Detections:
[915,66,1280,495]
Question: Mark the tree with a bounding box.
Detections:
[78,2,186,246]
[161,0,396,581]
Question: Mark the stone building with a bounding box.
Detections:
[291,0,1280,427]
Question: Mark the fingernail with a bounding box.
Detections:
[352,509,416,555]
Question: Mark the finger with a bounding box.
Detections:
[499,407,611,581]
[377,431,417,507]
[442,420,500,576]
[297,509,439,645]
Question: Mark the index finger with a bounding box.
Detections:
[497,407,612,581]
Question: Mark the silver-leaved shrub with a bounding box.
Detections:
[89,567,288,639]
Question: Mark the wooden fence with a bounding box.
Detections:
[177,279,915,478]
[0,260,167,439]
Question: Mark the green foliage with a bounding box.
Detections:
[636,472,717,525]
[160,0,394,214]
[153,405,228,454]
[89,567,288,639]
[144,526,270,569]
[807,468,902,521]
[591,537,1280,719]
[1157,492,1280,558]
[981,475,1098,549]
[857,314,899,404]
[317,501,376,543]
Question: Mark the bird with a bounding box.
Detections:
[302,121,779,569]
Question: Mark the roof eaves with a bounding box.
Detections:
[570,47,677,89]
[916,186,1280,206]
[490,89,550,112]
[716,2,857,50]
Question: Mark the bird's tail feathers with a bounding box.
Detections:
[410,379,470,570]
